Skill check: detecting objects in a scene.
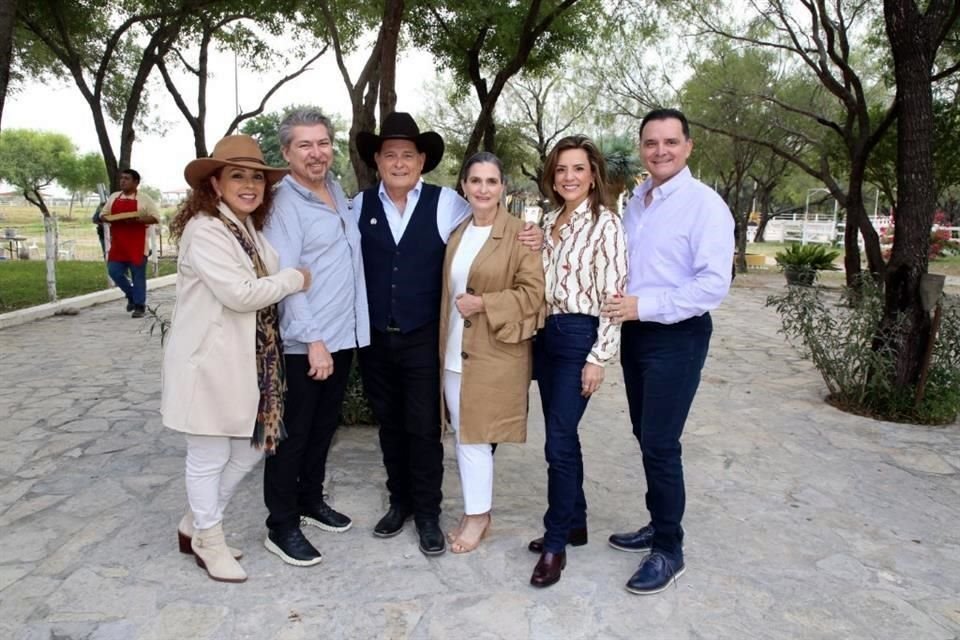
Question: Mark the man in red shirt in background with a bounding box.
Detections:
[100,169,159,318]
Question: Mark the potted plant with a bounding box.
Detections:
[774,243,840,286]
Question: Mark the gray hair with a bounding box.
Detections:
[278,108,335,148]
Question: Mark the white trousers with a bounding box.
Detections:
[185,434,263,531]
[443,370,493,514]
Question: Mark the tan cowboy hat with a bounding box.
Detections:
[356,112,445,174]
[183,135,288,189]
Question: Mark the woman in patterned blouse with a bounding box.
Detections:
[528,135,628,588]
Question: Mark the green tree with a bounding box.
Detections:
[408,0,602,164]
[310,0,408,190]
[156,3,329,158]
[0,128,77,301]
[59,151,107,218]
[16,0,198,189]
[600,135,641,212]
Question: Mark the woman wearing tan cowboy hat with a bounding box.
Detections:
[162,135,311,583]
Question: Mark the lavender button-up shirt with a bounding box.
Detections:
[623,166,734,324]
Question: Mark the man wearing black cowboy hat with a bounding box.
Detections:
[353,112,541,556]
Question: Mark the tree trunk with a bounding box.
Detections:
[377,0,404,120]
[0,0,15,131]
[881,0,940,387]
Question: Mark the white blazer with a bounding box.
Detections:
[161,202,304,438]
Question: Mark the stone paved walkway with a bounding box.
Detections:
[0,274,958,640]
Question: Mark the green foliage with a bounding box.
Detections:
[339,355,375,426]
[408,0,603,92]
[774,244,841,270]
[0,129,77,213]
[59,152,108,196]
[766,278,960,424]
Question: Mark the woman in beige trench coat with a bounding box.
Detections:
[439,152,545,554]
[162,135,310,583]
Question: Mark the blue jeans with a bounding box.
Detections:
[620,313,712,563]
[108,260,147,306]
[534,313,598,554]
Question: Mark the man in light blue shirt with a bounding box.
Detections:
[602,108,734,595]
[261,108,370,567]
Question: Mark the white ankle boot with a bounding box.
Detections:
[178,512,242,559]
[192,523,247,583]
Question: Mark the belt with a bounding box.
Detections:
[384,324,402,334]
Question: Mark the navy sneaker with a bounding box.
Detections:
[625,552,685,595]
[301,500,352,532]
[264,527,322,567]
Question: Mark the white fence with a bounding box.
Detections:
[761,214,893,245]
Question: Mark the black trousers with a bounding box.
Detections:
[358,322,443,520]
[263,349,353,531]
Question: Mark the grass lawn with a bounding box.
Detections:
[0,260,176,312]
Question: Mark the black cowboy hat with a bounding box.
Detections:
[356,112,445,174]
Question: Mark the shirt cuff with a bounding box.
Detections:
[636,295,661,322]
[287,319,326,345]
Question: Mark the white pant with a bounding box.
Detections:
[185,434,262,531]
[443,370,493,514]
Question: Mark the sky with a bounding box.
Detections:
[3,45,437,193]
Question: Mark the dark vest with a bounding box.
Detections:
[359,184,445,333]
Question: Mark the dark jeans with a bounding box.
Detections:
[620,313,712,563]
[107,260,146,306]
[358,322,443,520]
[263,349,353,531]
[534,313,598,554]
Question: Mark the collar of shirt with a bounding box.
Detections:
[281,174,338,207]
[636,166,693,207]
[543,198,593,239]
[378,178,423,212]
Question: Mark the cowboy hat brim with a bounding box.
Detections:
[184,157,288,190]
[356,130,445,174]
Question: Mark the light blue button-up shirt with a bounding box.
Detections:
[624,166,734,324]
[264,175,370,354]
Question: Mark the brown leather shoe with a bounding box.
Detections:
[528,527,588,553]
[530,551,566,588]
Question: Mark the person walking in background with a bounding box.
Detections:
[439,152,545,554]
[162,135,310,583]
[261,108,370,567]
[528,135,627,588]
[100,169,158,318]
[602,108,734,595]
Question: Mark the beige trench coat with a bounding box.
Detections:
[161,203,304,438]
[439,208,546,444]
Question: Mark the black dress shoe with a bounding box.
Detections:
[301,500,352,532]
[131,305,146,318]
[608,524,657,552]
[530,551,566,588]
[528,527,588,553]
[416,519,446,556]
[373,506,412,538]
[264,527,322,567]
[625,551,685,595]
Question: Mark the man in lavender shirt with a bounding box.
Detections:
[602,108,734,595]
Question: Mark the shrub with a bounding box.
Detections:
[774,243,840,286]
[340,353,376,426]
[766,276,960,424]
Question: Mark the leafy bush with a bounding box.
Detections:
[340,353,376,426]
[766,276,960,425]
[774,244,841,286]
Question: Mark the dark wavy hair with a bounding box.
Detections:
[541,135,609,220]
[169,167,277,242]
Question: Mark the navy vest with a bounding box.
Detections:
[359,184,445,333]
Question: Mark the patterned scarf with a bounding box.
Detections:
[219,215,287,454]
